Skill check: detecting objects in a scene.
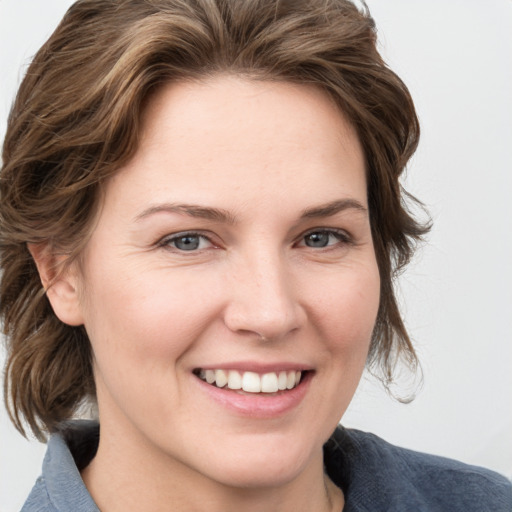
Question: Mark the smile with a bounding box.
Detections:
[195,369,303,394]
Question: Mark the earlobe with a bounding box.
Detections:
[27,243,85,326]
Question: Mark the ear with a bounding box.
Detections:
[28,243,85,326]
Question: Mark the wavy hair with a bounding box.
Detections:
[1,0,429,440]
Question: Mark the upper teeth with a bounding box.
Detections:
[198,369,302,393]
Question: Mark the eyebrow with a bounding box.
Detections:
[134,198,367,224]
[300,198,367,219]
[134,203,236,224]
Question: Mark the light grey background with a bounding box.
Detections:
[1,1,511,510]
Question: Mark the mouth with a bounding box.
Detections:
[193,368,308,394]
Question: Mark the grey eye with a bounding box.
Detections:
[172,235,201,251]
[304,231,331,248]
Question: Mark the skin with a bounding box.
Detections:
[41,76,380,511]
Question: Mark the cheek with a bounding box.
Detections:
[311,261,380,358]
[80,263,221,373]
[80,268,223,423]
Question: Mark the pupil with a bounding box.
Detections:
[306,232,328,247]
[175,235,200,251]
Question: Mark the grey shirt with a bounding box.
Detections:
[22,421,512,511]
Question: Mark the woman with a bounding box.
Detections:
[1,0,510,510]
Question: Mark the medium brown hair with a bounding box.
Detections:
[1,0,429,440]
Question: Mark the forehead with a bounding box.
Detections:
[140,75,361,161]
[105,75,367,216]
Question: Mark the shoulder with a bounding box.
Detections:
[20,421,100,512]
[324,426,512,512]
[21,477,54,512]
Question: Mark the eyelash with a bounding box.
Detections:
[158,231,214,252]
[157,228,353,252]
[297,228,353,249]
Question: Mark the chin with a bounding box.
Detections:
[191,431,319,490]
[209,458,307,490]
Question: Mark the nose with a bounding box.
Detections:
[223,250,305,341]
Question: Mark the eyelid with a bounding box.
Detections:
[295,227,354,247]
[156,230,217,250]
[155,227,354,251]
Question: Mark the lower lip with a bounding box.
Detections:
[193,372,313,418]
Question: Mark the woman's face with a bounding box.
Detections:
[71,76,380,488]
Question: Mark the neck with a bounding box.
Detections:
[81,420,344,512]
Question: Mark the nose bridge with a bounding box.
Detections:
[225,244,303,339]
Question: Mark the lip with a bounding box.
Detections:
[192,369,313,419]
[195,361,314,373]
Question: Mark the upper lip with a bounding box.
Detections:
[193,362,314,373]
